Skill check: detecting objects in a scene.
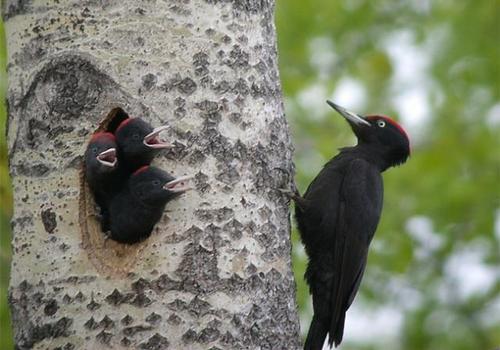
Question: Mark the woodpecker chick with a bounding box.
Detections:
[293,101,410,349]
[115,117,173,172]
[84,132,118,231]
[108,166,192,244]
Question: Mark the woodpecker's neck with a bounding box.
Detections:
[340,144,392,172]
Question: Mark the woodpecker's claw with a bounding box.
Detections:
[164,175,194,193]
[278,188,297,196]
[277,186,301,200]
[277,186,309,210]
[143,125,174,149]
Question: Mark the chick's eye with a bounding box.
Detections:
[152,180,160,186]
[132,134,140,140]
[377,120,386,128]
[92,147,98,154]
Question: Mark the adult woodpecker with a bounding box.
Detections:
[84,132,119,231]
[108,166,192,244]
[115,118,173,173]
[291,101,410,349]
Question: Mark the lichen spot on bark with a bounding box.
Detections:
[80,107,147,276]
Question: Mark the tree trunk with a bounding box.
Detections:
[4,1,300,349]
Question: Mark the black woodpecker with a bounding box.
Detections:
[84,132,119,232]
[108,166,191,244]
[292,101,410,349]
[115,117,173,173]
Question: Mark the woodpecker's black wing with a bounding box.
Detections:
[328,158,383,347]
[297,157,345,350]
[296,160,343,256]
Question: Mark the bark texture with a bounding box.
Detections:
[4,0,300,349]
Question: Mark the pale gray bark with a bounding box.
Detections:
[4,0,300,349]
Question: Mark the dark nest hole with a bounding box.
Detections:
[79,107,148,276]
[104,108,129,133]
[96,107,130,133]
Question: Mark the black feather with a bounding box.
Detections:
[108,166,184,244]
[84,132,118,232]
[296,102,410,349]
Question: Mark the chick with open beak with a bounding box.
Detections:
[108,166,193,244]
[84,132,120,231]
[163,175,193,193]
[115,118,173,172]
[143,125,172,149]
[96,147,117,168]
[84,113,192,240]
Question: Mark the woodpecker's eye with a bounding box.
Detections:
[377,120,386,128]
[132,134,140,140]
[92,147,98,155]
[152,180,160,186]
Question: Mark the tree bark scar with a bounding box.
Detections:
[79,108,147,277]
[18,55,106,118]
[8,54,129,179]
[41,208,57,233]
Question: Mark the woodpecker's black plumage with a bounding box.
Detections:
[115,117,172,173]
[84,132,118,231]
[108,166,191,244]
[294,101,410,349]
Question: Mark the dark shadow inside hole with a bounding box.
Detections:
[105,107,129,133]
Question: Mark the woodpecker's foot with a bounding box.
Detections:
[278,187,299,199]
[277,186,309,211]
[276,178,300,199]
[272,166,308,210]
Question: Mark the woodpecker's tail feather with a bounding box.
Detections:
[330,311,346,347]
[304,315,329,350]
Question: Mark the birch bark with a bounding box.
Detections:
[4,0,300,349]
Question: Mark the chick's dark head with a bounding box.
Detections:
[85,132,117,172]
[130,166,192,207]
[115,118,172,168]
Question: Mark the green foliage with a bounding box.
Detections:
[0,19,13,350]
[0,1,499,348]
[277,0,500,349]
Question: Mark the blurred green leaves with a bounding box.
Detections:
[277,0,500,349]
[0,19,13,350]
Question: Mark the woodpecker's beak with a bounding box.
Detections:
[143,125,174,149]
[96,148,117,168]
[163,175,193,193]
[326,100,371,127]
